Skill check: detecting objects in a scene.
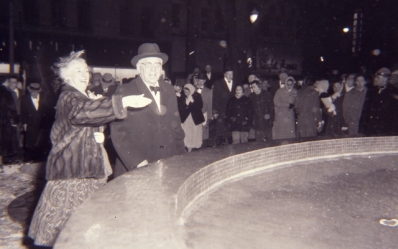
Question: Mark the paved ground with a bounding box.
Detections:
[184,154,398,249]
[0,164,46,249]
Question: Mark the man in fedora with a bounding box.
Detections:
[21,83,55,162]
[111,43,185,177]
[195,73,213,147]
[362,67,396,136]
[212,66,237,146]
[91,73,117,97]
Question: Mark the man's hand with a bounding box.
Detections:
[122,94,152,108]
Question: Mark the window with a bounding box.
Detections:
[141,7,154,37]
[172,3,181,28]
[22,0,38,25]
[214,9,224,32]
[51,0,66,27]
[77,0,91,30]
[120,2,134,35]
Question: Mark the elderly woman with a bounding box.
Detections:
[272,76,298,140]
[226,85,253,144]
[28,51,151,246]
[178,83,204,152]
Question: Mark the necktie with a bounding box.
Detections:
[150,86,160,95]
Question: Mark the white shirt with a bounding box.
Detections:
[145,83,161,111]
[224,77,233,92]
[207,72,211,80]
[345,85,355,92]
[31,94,40,110]
[13,88,19,98]
[279,80,285,88]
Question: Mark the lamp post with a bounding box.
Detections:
[249,9,259,70]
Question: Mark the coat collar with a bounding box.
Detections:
[135,76,163,115]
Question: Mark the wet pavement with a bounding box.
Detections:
[0,163,46,249]
[184,154,398,249]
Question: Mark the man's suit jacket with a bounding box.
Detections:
[200,87,212,120]
[111,76,185,176]
[204,73,217,89]
[212,79,237,136]
[21,93,54,148]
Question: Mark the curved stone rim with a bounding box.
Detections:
[55,137,398,248]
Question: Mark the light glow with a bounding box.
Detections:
[250,9,259,23]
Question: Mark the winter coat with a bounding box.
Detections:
[212,79,237,137]
[272,87,297,139]
[249,90,274,130]
[110,76,185,176]
[294,86,322,138]
[21,92,55,149]
[226,95,253,132]
[178,92,205,125]
[46,84,126,180]
[0,85,20,156]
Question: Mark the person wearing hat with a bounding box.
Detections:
[21,83,55,162]
[110,43,185,177]
[195,73,213,147]
[91,73,117,97]
[0,76,21,165]
[177,83,205,152]
[87,72,102,91]
[361,67,396,136]
[212,67,237,145]
[272,76,298,140]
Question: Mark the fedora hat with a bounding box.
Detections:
[197,73,207,80]
[131,43,168,68]
[27,83,42,93]
[100,73,115,85]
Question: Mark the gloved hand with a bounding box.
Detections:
[122,94,152,108]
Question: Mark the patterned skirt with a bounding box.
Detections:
[28,177,106,246]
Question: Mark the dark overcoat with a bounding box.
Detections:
[226,95,253,132]
[21,92,55,148]
[110,76,185,176]
[178,92,205,125]
[249,90,274,130]
[0,85,20,156]
[212,79,237,137]
[46,84,126,180]
[294,86,322,138]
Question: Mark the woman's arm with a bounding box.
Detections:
[65,92,125,126]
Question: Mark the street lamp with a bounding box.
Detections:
[250,9,259,23]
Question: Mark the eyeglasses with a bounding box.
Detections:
[140,62,162,69]
[184,88,190,90]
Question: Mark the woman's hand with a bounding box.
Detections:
[187,95,194,103]
[122,94,152,108]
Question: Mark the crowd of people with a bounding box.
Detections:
[172,64,398,150]
[0,42,398,246]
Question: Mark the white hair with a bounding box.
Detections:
[58,58,87,83]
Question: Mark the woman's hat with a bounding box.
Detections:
[27,83,42,93]
[183,83,195,95]
[100,73,115,85]
[131,43,168,68]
